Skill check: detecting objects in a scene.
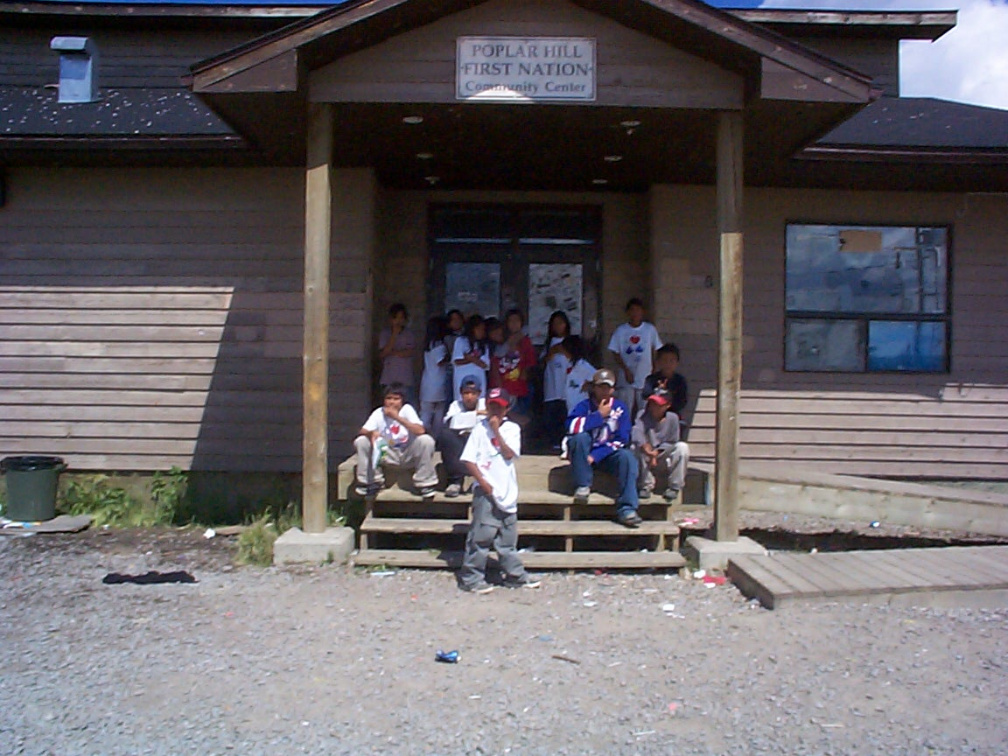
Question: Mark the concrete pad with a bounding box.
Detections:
[684,535,767,572]
[273,526,355,566]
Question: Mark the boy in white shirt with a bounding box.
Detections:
[353,383,437,500]
[437,378,486,497]
[458,388,541,594]
[608,297,662,417]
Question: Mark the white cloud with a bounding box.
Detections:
[755,0,1008,110]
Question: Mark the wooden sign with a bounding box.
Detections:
[456,36,596,102]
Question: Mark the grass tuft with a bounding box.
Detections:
[235,516,278,567]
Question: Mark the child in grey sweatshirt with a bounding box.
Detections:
[631,388,690,502]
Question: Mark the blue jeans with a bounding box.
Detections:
[567,432,639,515]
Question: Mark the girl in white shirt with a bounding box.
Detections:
[452,314,490,399]
[419,316,450,437]
[540,310,572,448]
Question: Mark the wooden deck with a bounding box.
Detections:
[728,545,1008,610]
[340,454,687,571]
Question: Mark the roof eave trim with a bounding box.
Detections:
[799,145,1008,165]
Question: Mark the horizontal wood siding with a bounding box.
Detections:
[651,187,1008,479]
[0,28,262,87]
[791,36,900,97]
[0,167,376,472]
[309,0,743,110]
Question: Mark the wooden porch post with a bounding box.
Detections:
[302,103,333,534]
[714,110,744,542]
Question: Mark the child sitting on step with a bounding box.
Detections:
[353,383,437,500]
[631,388,690,502]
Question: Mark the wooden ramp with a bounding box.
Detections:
[339,454,687,571]
[728,545,1008,610]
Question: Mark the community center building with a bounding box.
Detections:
[2,0,1007,514]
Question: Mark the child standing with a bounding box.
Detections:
[608,297,662,418]
[452,314,490,398]
[493,309,537,418]
[419,315,450,438]
[631,388,690,502]
[458,388,540,593]
[642,343,689,419]
[377,303,417,406]
[540,310,572,448]
[561,335,597,414]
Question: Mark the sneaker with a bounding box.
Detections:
[663,487,681,503]
[354,483,381,498]
[503,575,542,589]
[459,581,494,594]
[617,510,643,529]
[559,437,569,460]
[444,483,462,498]
[573,486,591,504]
[638,487,653,500]
[419,486,437,501]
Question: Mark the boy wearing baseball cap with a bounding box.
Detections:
[458,387,540,593]
[437,377,487,498]
[565,368,641,528]
[632,388,690,502]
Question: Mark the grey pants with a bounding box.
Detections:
[459,492,528,587]
[635,441,690,492]
[353,434,438,488]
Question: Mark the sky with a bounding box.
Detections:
[707,0,1008,110]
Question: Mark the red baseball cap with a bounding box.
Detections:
[486,387,511,408]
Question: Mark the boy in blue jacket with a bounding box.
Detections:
[565,368,641,528]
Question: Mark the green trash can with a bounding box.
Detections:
[1,456,66,522]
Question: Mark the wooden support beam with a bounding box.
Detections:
[302,102,333,534]
[714,110,744,543]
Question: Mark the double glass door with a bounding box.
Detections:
[428,204,601,347]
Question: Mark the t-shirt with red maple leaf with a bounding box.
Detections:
[460,417,521,513]
[361,403,424,450]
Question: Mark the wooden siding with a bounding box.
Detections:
[790,36,900,97]
[0,167,376,472]
[650,186,1008,479]
[0,28,262,88]
[309,0,743,110]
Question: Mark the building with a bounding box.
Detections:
[2,1,1007,521]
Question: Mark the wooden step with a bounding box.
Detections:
[354,548,687,570]
[337,454,706,506]
[355,486,681,507]
[361,515,680,537]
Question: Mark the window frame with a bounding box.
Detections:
[783,221,952,375]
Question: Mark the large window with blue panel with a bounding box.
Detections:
[784,224,949,373]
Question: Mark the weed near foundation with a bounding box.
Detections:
[235,516,278,567]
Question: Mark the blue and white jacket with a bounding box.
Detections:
[566,397,632,464]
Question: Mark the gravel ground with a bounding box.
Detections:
[2,527,1006,756]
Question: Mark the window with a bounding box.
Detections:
[785,224,949,372]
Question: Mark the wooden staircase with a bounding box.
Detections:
[338,453,688,571]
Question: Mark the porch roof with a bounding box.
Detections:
[189,0,875,101]
[184,0,884,189]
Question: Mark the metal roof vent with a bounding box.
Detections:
[50,36,99,104]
